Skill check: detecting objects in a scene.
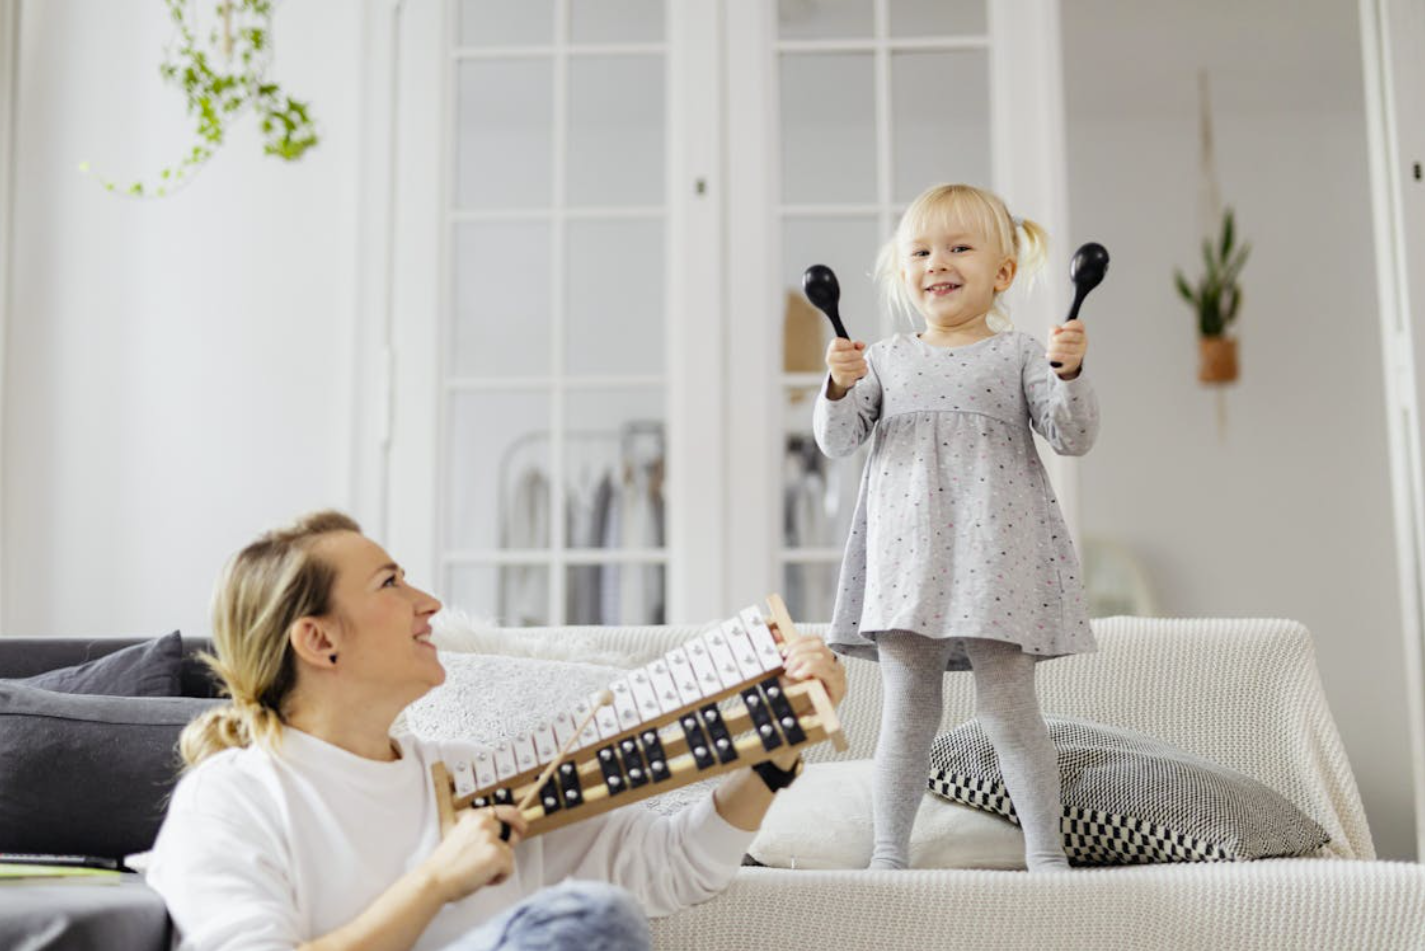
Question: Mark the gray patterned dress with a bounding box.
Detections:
[813,331,1100,671]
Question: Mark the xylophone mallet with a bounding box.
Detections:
[515,689,615,814]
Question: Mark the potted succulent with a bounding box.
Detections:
[1174,207,1250,384]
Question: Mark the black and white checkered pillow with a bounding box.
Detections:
[928,716,1330,865]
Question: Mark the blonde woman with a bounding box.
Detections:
[147,511,845,951]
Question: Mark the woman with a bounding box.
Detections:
[147,511,845,951]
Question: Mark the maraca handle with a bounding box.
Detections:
[828,313,849,340]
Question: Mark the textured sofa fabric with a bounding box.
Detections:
[447,618,1425,949]
[3,621,1424,951]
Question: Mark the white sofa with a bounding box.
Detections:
[430,616,1425,950]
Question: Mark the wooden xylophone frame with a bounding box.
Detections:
[432,594,846,839]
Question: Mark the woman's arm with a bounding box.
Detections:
[299,807,526,951]
[711,634,846,831]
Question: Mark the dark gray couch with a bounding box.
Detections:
[0,636,219,951]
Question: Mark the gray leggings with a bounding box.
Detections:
[444,881,651,951]
[870,632,1068,872]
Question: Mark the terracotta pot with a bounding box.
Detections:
[1198,336,1238,384]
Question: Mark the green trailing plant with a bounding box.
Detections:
[1174,207,1251,338]
[81,0,317,198]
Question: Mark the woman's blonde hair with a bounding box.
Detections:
[179,510,361,768]
[875,183,1049,332]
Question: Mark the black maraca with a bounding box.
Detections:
[802,264,850,339]
[1050,242,1110,369]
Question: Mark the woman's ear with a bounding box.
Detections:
[289,617,339,669]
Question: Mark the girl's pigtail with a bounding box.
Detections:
[1015,216,1050,283]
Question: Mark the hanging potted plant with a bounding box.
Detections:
[81,0,318,198]
[1174,207,1250,384]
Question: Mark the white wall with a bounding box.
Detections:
[1065,0,1417,859]
[2,0,363,641]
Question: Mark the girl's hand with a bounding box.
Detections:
[422,805,527,903]
[780,636,847,708]
[1048,319,1088,378]
[825,338,868,397]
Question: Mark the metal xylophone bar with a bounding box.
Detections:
[432,595,846,839]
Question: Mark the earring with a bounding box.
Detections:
[329,653,338,665]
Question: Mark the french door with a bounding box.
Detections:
[379,0,1073,626]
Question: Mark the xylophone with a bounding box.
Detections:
[432,594,846,839]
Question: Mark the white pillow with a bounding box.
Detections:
[430,609,638,667]
[748,759,1027,870]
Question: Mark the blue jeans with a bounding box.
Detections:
[445,881,651,951]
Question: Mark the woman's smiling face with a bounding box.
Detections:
[314,531,445,702]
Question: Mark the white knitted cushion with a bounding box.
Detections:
[403,652,708,815]
[928,716,1331,864]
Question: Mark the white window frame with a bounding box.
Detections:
[1360,0,1425,857]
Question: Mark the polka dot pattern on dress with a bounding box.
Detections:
[812,331,1101,672]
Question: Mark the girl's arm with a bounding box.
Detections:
[1021,331,1100,456]
[814,347,883,457]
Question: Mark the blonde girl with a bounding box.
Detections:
[814,183,1100,872]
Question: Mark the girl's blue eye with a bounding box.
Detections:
[383,574,400,588]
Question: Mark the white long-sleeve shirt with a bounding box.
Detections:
[147,727,755,951]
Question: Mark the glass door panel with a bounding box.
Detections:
[451,221,553,378]
[779,53,878,205]
[563,386,667,625]
[777,0,874,40]
[446,390,553,552]
[441,1,673,626]
[892,50,991,200]
[567,55,665,206]
[888,0,986,36]
[564,218,665,376]
[458,0,555,45]
[455,60,553,209]
[569,0,664,43]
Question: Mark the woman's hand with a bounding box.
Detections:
[780,636,846,708]
[1047,319,1088,378]
[825,338,868,398]
[422,805,527,903]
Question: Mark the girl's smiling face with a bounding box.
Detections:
[900,214,1016,335]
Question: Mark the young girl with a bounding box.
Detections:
[813,183,1099,872]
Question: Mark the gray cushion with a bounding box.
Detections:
[9,631,183,697]
[928,715,1331,864]
[0,681,219,860]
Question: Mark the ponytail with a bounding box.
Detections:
[179,510,359,768]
